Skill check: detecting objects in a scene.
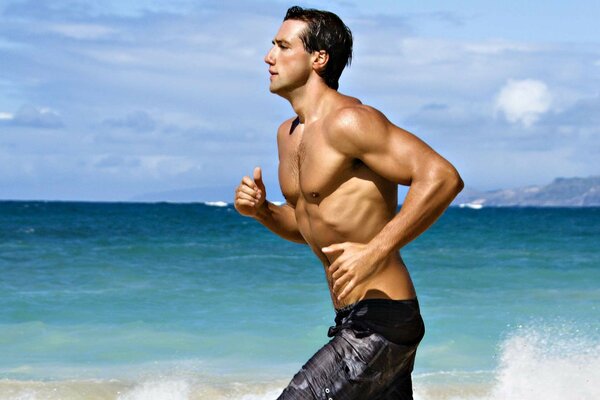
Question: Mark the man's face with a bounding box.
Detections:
[264,20,313,95]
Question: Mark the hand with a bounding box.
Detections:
[322,242,385,301]
[234,167,267,217]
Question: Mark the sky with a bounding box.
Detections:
[0,0,599,201]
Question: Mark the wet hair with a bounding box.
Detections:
[284,6,353,90]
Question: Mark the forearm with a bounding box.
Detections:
[370,169,463,257]
[254,201,306,244]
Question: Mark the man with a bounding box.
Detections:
[234,6,463,400]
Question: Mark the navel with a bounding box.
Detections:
[310,192,320,199]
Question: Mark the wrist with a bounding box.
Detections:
[254,200,270,221]
[367,235,396,262]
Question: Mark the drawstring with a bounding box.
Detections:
[327,310,372,338]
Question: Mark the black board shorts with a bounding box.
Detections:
[277,298,425,400]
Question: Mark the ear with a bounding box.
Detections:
[312,50,329,73]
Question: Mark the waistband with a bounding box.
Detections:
[335,297,420,315]
[328,297,422,340]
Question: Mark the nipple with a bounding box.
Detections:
[310,192,320,199]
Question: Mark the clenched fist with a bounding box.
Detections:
[234,167,267,217]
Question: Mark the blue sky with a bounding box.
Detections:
[0,0,599,201]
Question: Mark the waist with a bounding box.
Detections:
[329,297,424,345]
[335,297,420,315]
[328,257,416,309]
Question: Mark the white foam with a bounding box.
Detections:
[204,201,228,207]
[0,377,286,400]
[487,327,600,400]
[117,380,191,400]
[2,325,598,400]
[415,324,600,400]
[458,202,483,209]
[236,389,285,400]
[113,377,286,400]
[3,391,37,400]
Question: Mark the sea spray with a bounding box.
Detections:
[0,378,288,400]
[117,380,191,400]
[488,324,600,400]
[414,323,600,400]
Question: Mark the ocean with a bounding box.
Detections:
[0,201,598,400]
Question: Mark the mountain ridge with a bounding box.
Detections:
[454,176,600,207]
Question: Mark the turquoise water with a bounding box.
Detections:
[0,202,599,399]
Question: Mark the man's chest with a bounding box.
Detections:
[279,125,353,204]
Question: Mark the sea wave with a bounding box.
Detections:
[414,324,600,400]
[1,325,598,400]
[485,325,600,400]
[0,377,287,400]
[204,201,228,207]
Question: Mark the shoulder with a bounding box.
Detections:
[277,117,299,135]
[276,117,300,141]
[323,104,392,156]
[329,104,389,131]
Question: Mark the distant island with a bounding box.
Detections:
[453,176,600,207]
[130,185,232,203]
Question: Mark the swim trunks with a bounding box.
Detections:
[277,298,425,400]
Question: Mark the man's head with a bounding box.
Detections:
[282,6,353,90]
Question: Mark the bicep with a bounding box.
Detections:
[360,123,446,186]
[330,106,453,185]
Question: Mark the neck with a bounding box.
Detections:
[282,76,336,124]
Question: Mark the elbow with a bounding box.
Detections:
[451,169,464,195]
[288,230,308,245]
[431,164,463,198]
[289,233,307,244]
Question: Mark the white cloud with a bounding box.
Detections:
[102,110,157,132]
[461,146,584,191]
[396,38,461,65]
[0,105,63,128]
[464,41,537,55]
[83,50,139,64]
[494,79,552,127]
[48,23,117,40]
[92,154,198,179]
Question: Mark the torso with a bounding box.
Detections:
[277,95,417,309]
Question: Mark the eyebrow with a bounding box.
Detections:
[272,39,292,46]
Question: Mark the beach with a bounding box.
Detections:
[1,202,598,399]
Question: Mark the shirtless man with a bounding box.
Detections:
[234,6,463,399]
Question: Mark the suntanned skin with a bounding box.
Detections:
[235,20,463,309]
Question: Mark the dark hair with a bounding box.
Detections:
[284,6,353,90]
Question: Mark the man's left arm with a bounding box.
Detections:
[323,106,464,300]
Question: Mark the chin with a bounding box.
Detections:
[269,82,296,96]
[269,85,284,95]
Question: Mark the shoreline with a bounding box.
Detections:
[0,375,496,400]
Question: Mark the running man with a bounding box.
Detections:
[234,6,463,400]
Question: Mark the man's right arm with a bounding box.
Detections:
[234,166,306,244]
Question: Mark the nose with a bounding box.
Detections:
[264,46,275,65]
